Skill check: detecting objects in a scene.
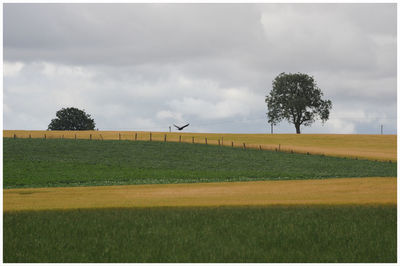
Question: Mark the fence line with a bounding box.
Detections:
[3,131,393,162]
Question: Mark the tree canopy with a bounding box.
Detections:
[48,107,96,131]
[265,73,332,134]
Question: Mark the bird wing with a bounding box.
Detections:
[181,123,190,129]
[173,124,180,129]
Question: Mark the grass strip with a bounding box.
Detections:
[3,205,396,263]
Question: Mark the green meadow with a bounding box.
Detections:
[4,205,396,263]
[3,138,396,188]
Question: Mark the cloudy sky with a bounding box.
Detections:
[3,3,397,134]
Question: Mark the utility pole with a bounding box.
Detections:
[381,124,383,135]
[271,123,274,134]
[169,126,171,133]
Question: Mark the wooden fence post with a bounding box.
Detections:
[119,133,121,141]
[179,135,181,143]
[44,134,46,139]
[231,141,234,147]
[164,134,167,142]
[259,145,262,151]
[75,134,77,140]
[278,144,281,151]
[90,134,92,140]
[205,137,207,145]
[29,134,31,139]
[150,132,152,141]
[218,139,220,146]
[192,136,194,144]
[100,134,103,140]
[135,133,137,141]
[13,133,16,139]
[243,143,246,150]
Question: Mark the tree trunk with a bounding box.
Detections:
[295,123,301,134]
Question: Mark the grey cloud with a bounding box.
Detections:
[4,4,262,65]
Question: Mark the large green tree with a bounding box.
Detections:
[265,73,332,134]
[48,107,96,130]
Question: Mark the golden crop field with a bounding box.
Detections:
[3,177,396,212]
[4,130,397,161]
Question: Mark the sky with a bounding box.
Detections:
[3,3,397,134]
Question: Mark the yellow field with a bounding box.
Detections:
[4,130,397,161]
[3,177,396,212]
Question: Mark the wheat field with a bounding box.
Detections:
[3,177,396,211]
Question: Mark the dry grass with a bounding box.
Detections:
[4,130,397,161]
[4,177,396,211]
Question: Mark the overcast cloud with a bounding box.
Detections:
[3,3,397,134]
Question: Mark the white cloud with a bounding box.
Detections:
[324,118,356,134]
[4,61,24,77]
[41,62,95,79]
[156,110,184,122]
[166,87,260,120]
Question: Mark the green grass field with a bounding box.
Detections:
[4,205,396,263]
[3,138,396,188]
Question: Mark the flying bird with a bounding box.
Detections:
[174,123,190,131]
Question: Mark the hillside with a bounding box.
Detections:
[3,138,396,189]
